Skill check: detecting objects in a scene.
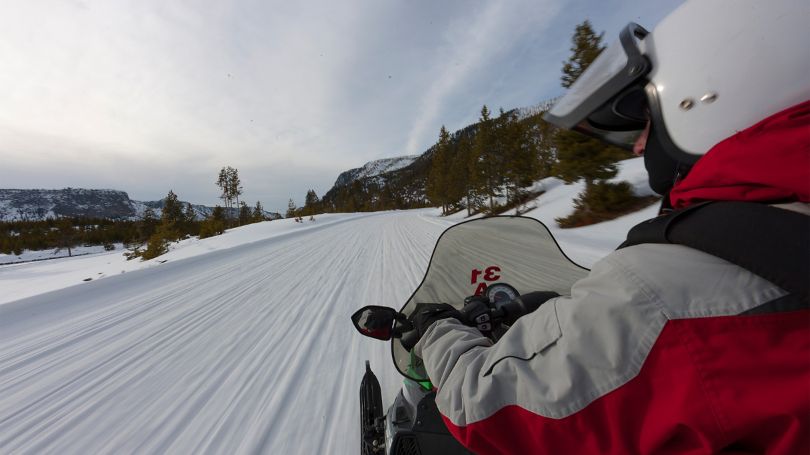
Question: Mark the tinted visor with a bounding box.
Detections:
[545,23,651,150]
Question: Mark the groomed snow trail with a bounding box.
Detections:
[0,211,454,454]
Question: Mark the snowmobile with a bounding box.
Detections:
[351,216,589,455]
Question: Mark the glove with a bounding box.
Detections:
[460,295,494,336]
[409,303,462,339]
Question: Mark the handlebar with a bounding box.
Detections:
[398,291,560,351]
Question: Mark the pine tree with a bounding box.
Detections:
[451,133,478,216]
[199,206,226,239]
[216,168,231,214]
[304,190,320,216]
[227,167,243,223]
[56,218,76,257]
[140,207,158,242]
[162,190,183,226]
[556,20,618,187]
[184,203,198,236]
[555,20,638,223]
[239,201,251,225]
[156,190,184,241]
[141,227,169,259]
[554,133,626,185]
[533,113,558,178]
[216,166,244,225]
[426,126,452,215]
[561,20,605,89]
[469,105,501,213]
[252,201,265,222]
[211,205,226,222]
[286,199,297,218]
[500,111,537,210]
[184,203,196,223]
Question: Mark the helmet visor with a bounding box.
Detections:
[545,23,651,150]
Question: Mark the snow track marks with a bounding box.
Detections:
[0,211,453,454]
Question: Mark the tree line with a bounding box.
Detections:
[129,167,269,260]
[2,166,273,260]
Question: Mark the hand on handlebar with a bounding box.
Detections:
[400,291,561,350]
[400,303,463,350]
[460,296,494,337]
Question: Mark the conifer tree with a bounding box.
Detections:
[216,168,231,213]
[216,166,244,224]
[453,133,479,216]
[199,206,226,239]
[286,199,297,218]
[162,190,183,227]
[142,226,170,259]
[140,207,158,242]
[239,201,251,225]
[227,167,243,220]
[500,111,538,210]
[469,105,501,213]
[533,113,558,178]
[304,190,320,216]
[252,201,265,222]
[561,20,605,89]
[184,203,198,235]
[184,203,196,223]
[555,20,637,222]
[211,205,226,222]
[153,190,184,241]
[56,218,76,257]
[426,126,452,215]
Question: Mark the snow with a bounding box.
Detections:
[360,155,420,177]
[0,244,123,265]
[0,158,658,454]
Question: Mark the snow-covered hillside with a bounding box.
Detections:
[0,158,658,454]
[331,155,420,188]
[0,188,135,221]
[0,189,281,222]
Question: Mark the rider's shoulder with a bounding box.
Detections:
[595,244,786,318]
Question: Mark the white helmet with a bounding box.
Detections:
[545,0,810,164]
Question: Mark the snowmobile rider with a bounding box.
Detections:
[409,1,810,453]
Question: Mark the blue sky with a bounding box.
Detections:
[0,0,683,213]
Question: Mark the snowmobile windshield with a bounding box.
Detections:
[544,22,652,150]
[392,217,589,382]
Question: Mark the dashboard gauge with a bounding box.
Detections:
[485,283,519,306]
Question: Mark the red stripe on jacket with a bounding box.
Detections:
[441,311,810,454]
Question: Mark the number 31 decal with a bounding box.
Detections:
[470,266,501,295]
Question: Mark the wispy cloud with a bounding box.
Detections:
[402,1,562,155]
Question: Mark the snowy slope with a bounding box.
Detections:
[331,155,420,187]
[0,158,658,454]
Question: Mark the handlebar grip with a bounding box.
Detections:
[500,291,560,325]
[520,291,561,312]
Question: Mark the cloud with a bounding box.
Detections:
[403,2,543,154]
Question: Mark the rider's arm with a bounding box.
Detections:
[414,244,791,454]
[413,249,662,453]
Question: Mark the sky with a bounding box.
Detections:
[0,0,683,213]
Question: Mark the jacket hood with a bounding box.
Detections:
[669,100,810,209]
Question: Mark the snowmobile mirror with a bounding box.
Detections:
[351,306,399,341]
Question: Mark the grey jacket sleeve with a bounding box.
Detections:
[412,243,785,427]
